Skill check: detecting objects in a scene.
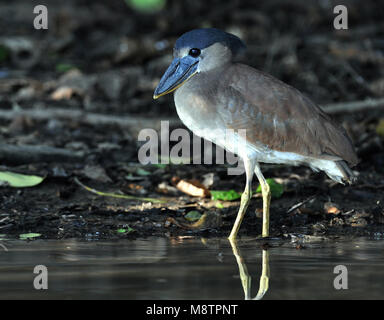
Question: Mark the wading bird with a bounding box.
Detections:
[153,28,358,240]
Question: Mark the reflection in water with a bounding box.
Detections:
[229,239,269,300]
[256,249,270,299]
[0,242,8,252]
[0,237,384,299]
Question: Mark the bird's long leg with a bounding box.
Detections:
[228,158,256,240]
[254,164,271,237]
[229,239,270,300]
[254,249,270,300]
[228,238,251,299]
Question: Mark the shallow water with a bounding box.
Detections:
[0,236,383,299]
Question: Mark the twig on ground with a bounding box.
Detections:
[0,99,382,130]
[286,195,316,214]
[0,107,181,130]
[74,177,167,204]
[321,98,384,114]
[0,143,84,164]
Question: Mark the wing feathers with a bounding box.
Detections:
[219,64,358,166]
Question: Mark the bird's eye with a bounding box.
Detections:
[189,48,201,58]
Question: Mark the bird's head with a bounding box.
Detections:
[153,28,246,99]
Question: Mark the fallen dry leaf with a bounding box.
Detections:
[157,182,180,195]
[324,202,341,215]
[174,178,210,197]
[51,86,79,100]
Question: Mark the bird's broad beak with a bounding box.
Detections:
[153,56,198,99]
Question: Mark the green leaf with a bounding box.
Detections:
[0,171,44,188]
[117,226,134,234]
[126,0,166,12]
[0,45,9,62]
[153,163,167,169]
[211,189,242,201]
[19,233,41,240]
[56,63,76,73]
[136,168,151,176]
[256,178,284,199]
[184,210,202,222]
[215,202,224,209]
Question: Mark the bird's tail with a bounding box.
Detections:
[335,160,357,185]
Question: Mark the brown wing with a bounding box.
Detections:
[217,64,358,166]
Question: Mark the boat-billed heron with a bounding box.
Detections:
[153,28,358,240]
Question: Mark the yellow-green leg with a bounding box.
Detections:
[228,159,256,240]
[254,249,270,300]
[229,238,251,299]
[254,165,271,237]
[229,238,270,300]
